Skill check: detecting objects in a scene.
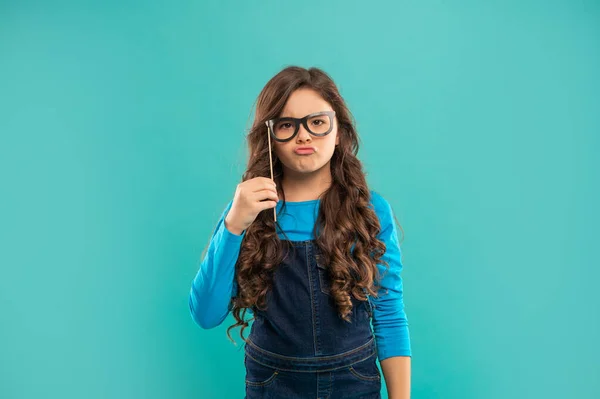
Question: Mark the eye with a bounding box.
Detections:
[311,119,325,126]
[278,122,293,130]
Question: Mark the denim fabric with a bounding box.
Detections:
[244,239,381,399]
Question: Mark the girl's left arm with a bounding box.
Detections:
[369,191,412,398]
[380,356,411,399]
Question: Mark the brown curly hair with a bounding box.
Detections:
[225,66,404,344]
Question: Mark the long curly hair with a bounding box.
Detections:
[225,66,404,344]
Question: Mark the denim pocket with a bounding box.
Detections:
[347,353,381,382]
[316,261,332,296]
[244,355,280,387]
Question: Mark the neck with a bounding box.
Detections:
[281,164,333,202]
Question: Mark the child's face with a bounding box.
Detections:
[273,88,339,177]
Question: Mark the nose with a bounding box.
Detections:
[296,124,312,143]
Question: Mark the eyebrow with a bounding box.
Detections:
[278,111,332,118]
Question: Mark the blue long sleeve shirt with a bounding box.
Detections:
[189,190,411,361]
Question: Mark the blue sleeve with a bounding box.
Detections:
[188,200,245,329]
[369,191,412,361]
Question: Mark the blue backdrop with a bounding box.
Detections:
[1,1,598,398]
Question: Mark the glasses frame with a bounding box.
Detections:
[265,110,336,143]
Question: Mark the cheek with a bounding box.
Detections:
[328,130,339,148]
[273,143,288,159]
[273,142,283,153]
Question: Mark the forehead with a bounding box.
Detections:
[280,88,333,118]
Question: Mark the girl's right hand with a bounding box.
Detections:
[224,177,279,235]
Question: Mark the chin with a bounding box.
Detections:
[294,162,329,175]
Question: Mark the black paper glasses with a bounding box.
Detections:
[265,111,336,142]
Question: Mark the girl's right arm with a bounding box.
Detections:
[188,177,279,329]
[188,199,245,329]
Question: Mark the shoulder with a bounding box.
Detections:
[368,190,402,255]
[369,190,393,220]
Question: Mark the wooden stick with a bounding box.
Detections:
[266,123,276,222]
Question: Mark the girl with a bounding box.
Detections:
[189,66,411,399]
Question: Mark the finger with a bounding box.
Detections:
[252,189,279,203]
[263,178,276,191]
[258,200,278,211]
[251,177,276,192]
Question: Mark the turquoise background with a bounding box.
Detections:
[1,1,598,398]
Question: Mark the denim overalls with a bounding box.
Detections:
[244,239,381,399]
